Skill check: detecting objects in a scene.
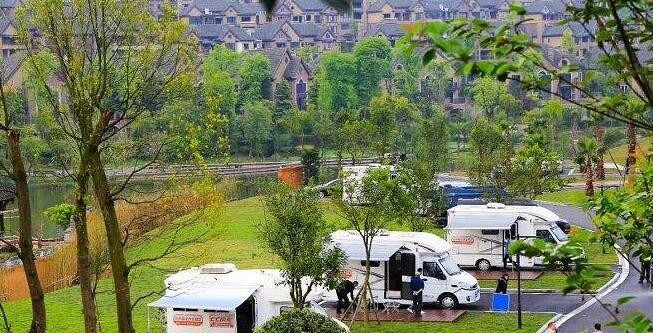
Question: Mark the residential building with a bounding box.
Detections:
[256,47,312,109]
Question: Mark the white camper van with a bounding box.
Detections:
[148,263,346,333]
[330,230,480,309]
[446,203,570,271]
[342,164,396,204]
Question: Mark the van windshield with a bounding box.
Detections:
[550,225,568,242]
[438,256,461,275]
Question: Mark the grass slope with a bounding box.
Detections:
[606,136,650,166]
[351,313,552,333]
[4,197,578,332]
[537,189,588,207]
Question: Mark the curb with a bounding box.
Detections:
[553,245,630,328]
[536,313,564,333]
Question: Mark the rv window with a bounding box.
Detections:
[360,260,381,267]
[481,229,499,235]
[204,309,229,313]
[280,306,294,313]
[423,262,446,280]
[172,308,198,312]
[536,230,556,243]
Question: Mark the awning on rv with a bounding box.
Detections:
[446,213,520,230]
[336,241,404,261]
[148,287,257,311]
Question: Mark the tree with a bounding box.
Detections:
[353,37,392,106]
[239,54,272,106]
[415,110,450,174]
[522,100,565,153]
[420,59,455,103]
[467,117,512,189]
[469,77,521,118]
[301,148,320,185]
[577,137,598,196]
[508,145,565,199]
[272,81,294,155]
[241,101,273,157]
[0,61,46,333]
[315,51,358,113]
[18,2,195,332]
[340,117,373,165]
[392,43,421,99]
[560,29,579,56]
[255,309,346,333]
[368,95,398,158]
[261,185,345,308]
[334,168,410,325]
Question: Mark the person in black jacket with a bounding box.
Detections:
[495,273,509,294]
[336,280,358,314]
[409,268,425,317]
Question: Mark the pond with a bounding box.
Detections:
[3,175,275,238]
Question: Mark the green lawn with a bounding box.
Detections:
[606,136,650,166]
[352,312,553,333]
[537,189,588,207]
[1,197,571,332]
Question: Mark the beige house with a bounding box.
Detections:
[254,19,337,52]
[256,48,312,109]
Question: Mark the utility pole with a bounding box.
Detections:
[517,253,522,329]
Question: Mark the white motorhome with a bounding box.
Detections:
[148,263,346,333]
[341,164,396,204]
[329,230,480,309]
[446,203,570,271]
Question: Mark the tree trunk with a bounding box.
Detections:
[87,147,134,333]
[7,130,46,333]
[73,162,98,333]
[585,160,594,197]
[595,124,605,180]
[626,122,637,183]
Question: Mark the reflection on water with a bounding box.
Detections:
[4,182,73,238]
[3,175,274,238]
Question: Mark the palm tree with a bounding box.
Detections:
[577,137,599,196]
[592,115,606,180]
[625,122,637,183]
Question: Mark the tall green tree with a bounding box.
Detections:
[577,137,598,196]
[241,101,273,157]
[261,185,345,308]
[18,2,195,332]
[353,37,392,106]
[272,81,294,155]
[467,117,512,189]
[508,145,565,198]
[315,51,358,113]
[469,77,521,118]
[239,54,272,106]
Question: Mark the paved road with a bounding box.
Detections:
[458,292,586,314]
[542,204,653,333]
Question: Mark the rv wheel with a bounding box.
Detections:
[438,293,458,309]
[476,259,491,272]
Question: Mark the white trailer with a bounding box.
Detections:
[446,203,570,271]
[341,164,396,204]
[148,263,346,333]
[329,230,480,309]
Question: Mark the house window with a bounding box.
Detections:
[227,16,236,24]
[189,16,202,25]
[296,79,307,110]
[276,42,286,48]
[243,43,250,50]
[216,17,223,24]
[394,12,401,19]
[354,12,362,19]
[620,84,628,93]
[292,15,302,22]
[241,16,251,22]
[225,43,235,50]
[314,15,321,22]
[290,41,300,49]
[383,13,391,19]
[306,14,312,21]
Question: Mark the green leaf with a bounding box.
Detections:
[617,296,635,306]
[509,3,526,15]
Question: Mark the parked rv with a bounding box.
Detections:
[446,203,570,271]
[329,230,481,309]
[148,263,347,333]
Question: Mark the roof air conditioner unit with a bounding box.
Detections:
[487,202,506,209]
[200,263,237,274]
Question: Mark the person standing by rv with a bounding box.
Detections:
[495,273,509,294]
[638,256,651,284]
[335,280,358,314]
[410,268,425,317]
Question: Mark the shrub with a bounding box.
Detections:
[255,309,346,333]
[44,203,76,228]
